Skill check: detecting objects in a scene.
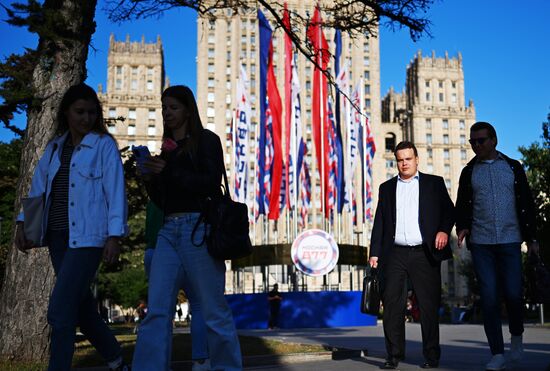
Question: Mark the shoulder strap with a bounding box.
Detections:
[221,165,231,199]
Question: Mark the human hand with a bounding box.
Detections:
[142,156,166,174]
[435,232,448,250]
[103,237,121,264]
[457,229,469,248]
[527,240,540,256]
[369,256,378,268]
[15,223,34,253]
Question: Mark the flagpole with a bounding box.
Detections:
[252,119,259,244]
[232,108,237,199]
[291,61,298,241]
[360,78,368,246]
[318,17,326,232]
[346,87,353,244]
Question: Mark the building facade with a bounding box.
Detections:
[98,34,166,153]
[196,2,381,293]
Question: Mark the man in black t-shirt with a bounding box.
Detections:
[267,284,282,329]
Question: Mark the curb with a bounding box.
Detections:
[77,347,366,370]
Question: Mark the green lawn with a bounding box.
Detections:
[0,324,326,369]
[73,324,325,368]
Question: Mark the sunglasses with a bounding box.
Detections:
[469,137,490,145]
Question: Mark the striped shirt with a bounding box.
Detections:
[48,137,75,230]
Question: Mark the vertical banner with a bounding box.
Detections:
[234,65,251,204]
[283,3,293,211]
[364,116,376,221]
[290,60,303,213]
[306,7,330,216]
[266,37,283,221]
[345,84,361,223]
[299,158,311,228]
[326,97,338,222]
[333,29,345,214]
[257,10,272,217]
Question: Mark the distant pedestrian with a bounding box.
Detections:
[456,121,540,370]
[268,284,283,329]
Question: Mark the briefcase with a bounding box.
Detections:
[361,267,381,315]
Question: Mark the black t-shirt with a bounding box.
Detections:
[268,290,282,310]
[146,129,224,214]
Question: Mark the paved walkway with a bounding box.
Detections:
[238,322,550,370]
[81,323,549,370]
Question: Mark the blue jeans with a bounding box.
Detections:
[133,214,242,370]
[143,247,209,361]
[47,229,121,371]
[470,243,524,355]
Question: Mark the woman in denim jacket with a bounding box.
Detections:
[15,83,129,371]
[132,85,242,371]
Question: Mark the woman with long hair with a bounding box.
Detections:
[132,85,242,370]
[15,83,129,370]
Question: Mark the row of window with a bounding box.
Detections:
[108,108,157,120]
[108,124,158,137]
[114,78,154,92]
[115,65,155,76]
[425,92,458,103]
[425,119,465,130]
[425,134,467,145]
[425,80,458,89]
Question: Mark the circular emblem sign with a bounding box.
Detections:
[291,229,339,277]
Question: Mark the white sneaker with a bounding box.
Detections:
[486,354,506,370]
[509,335,524,361]
[192,358,211,371]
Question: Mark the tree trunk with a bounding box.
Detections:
[0,0,97,361]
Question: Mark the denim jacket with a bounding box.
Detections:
[18,132,128,248]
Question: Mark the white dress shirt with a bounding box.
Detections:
[394,172,423,246]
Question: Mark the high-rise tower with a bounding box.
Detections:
[98,34,165,153]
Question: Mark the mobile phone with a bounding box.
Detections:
[132,145,151,173]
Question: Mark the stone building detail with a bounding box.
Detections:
[98,34,166,153]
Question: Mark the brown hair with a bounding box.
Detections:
[394,141,418,158]
[161,85,203,156]
[56,83,109,137]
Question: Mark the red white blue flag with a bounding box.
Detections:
[234,65,251,204]
[299,156,311,228]
[326,96,339,220]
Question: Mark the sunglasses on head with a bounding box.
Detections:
[469,137,490,145]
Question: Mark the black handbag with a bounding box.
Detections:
[192,166,253,260]
[361,267,381,315]
[526,254,550,304]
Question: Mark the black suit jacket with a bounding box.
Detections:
[369,172,455,265]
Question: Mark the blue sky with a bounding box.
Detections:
[1,0,549,159]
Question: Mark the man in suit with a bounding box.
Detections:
[369,141,454,369]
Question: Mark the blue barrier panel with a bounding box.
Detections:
[226,291,377,329]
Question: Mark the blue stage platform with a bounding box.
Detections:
[226,291,378,329]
